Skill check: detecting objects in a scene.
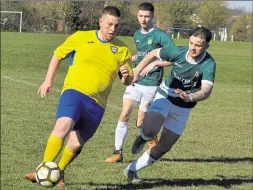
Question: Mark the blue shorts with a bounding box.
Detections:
[56,89,105,142]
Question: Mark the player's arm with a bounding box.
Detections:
[38,55,61,97]
[140,60,172,76]
[176,82,213,102]
[120,65,133,85]
[38,32,78,97]
[131,48,159,84]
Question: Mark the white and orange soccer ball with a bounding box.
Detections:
[35,161,61,187]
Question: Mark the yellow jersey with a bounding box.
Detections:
[54,30,133,109]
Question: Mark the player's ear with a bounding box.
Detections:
[99,17,103,28]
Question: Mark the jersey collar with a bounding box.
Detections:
[96,30,109,43]
[185,50,206,65]
[140,25,155,34]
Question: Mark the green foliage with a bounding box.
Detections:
[154,1,200,29]
[106,1,139,36]
[197,2,228,30]
[0,1,252,41]
[231,15,252,42]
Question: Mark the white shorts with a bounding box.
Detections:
[123,84,158,112]
[148,92,191,135]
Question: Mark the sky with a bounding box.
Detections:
[227,1,253,12]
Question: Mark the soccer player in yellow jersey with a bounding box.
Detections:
[25,6,133,187]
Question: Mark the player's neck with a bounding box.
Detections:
[187,51,206,63]
[97,30,109,42]
[141,24,154,33]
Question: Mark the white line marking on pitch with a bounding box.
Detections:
[2,76,120,110]
[3,76,61,92]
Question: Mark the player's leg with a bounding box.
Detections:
[43,89,82,162]
[43,117,75,162]
[149,105,190,159]
[138,85,159,149]
[24,118,74,183]
[57,96,104,187]
[124,127,180,183]
[57,129,85,187]
[132,92,169,155]
[105,85,140,163]
[25,89,80,183]
[126,100,191,182]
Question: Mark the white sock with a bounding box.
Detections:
[115,121,128,150]
[127,151,157,171]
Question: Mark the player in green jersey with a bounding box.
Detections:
[124,26,216,182]
[105,2,175,164]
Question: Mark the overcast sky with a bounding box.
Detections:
[227,1,252,12]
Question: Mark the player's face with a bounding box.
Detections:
[137,10,154,29]
[99,14,119,41]
[188,36,209,58]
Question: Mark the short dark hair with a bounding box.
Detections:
[102,6,121,17]
[138,2,154,13]
[189,27,212,43]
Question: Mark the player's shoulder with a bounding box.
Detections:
[110,37,130,49]
[134,29,142,37]
[177,46,188,51]
[153,27,166,33]
[73,30,95,36]
[170,46,188,54]
[152,27,168,36]
[204,52,216,64]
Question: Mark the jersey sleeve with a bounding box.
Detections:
[202,60,216,84]
[54,31,80,60]
[159,32,175,49]
[157,46,179,62]
[133,32,137,45]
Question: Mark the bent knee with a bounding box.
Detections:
[141,125,156,138]
[52,117,75,138]
[119,111,131,122]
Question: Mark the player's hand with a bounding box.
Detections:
[131,72,139,86]
[175,88,192,102]
[120,66,130,79]
[140,61,157,76]
[37,81,52,97]
[131,55,137,62]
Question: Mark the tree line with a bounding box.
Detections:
[1,1,252,42]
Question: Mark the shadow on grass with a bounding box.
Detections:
[126,157,253,164]
[69,177,253,189]
[160,157,253,163]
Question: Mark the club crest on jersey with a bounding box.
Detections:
[110,46,118,54]
[194,71,199,77]
[148,38,152,45]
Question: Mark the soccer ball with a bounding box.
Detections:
[35,161,61,187]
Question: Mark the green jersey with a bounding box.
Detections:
[134,26,175,86]
[158,46,216,108]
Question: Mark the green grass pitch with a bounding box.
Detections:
[1,32,252,189]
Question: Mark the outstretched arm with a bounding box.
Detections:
[37,55,61,97]
[132,48,159,85]
[140,61,172,76]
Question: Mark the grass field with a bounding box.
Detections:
[1,32,252,190]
